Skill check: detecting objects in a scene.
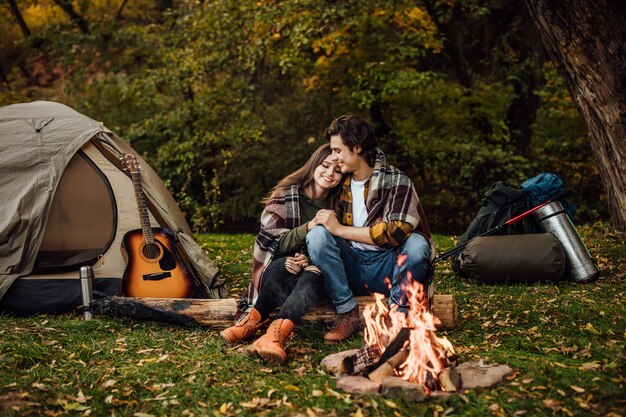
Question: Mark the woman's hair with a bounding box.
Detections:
[262,143,344,208]
[324,115,378,167]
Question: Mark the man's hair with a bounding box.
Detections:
[324,115,378,167]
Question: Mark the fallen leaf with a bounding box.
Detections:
[101,379,117,388]
[383,399,397,408]
[542,398,563,411]
[581,362,601,371]
[219,402,232,414]
[570,385,585,393]
[31,382,47,391]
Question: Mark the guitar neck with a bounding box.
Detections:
[130,171,154,244]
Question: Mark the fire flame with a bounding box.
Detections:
[363,255,455,390]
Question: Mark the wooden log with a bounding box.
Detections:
[431,294,458,330]
[89,294,458,330]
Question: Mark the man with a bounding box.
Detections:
[307,115,433,344]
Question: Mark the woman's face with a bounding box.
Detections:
[313,155,343,192]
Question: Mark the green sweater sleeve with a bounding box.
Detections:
[276,223,309,256]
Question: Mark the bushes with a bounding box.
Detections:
[0,0,604,233]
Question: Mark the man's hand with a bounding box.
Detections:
[314,209,341,234]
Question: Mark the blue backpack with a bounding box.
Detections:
[521,172,576,222]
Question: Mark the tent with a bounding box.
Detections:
[0,101,227,314]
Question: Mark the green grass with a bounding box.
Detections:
[1,224,624,416]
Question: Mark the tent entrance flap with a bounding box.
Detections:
[34,150,117,273]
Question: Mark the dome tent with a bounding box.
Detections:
[0,101,227,314]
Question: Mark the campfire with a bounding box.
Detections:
[329,254,461,398]
[321,255,514,400]
[358,254,457,393]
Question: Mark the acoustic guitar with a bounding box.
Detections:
[120,154,195,298]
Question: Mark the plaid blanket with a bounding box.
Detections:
[242,185,301,307]
[339,150,432,242]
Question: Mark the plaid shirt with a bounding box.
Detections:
[243,185,301,306]
[337,150,432,249]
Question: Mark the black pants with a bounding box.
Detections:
[254,257,327,324]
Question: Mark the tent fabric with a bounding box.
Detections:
[0,101,104,298]
[0,101,225,305]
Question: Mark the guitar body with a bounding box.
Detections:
[121,227,195,298]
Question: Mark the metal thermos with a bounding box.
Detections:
[533,201,600,282]
[79,266,94,320]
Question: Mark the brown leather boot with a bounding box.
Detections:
[323,305,362,344]
[220,308,265,344]
[250,318,294,365]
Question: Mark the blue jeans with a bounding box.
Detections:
[306,226,431,314]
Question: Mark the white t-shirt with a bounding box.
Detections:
[350,178,383,251]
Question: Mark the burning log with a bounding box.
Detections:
[368,347,410,383]
[340,346,378,375]
[365,327,411,374]
[361,270,457,392]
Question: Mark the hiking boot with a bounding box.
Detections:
[249,318,294,365]
[220,308,265,344]
[324,305,363,344]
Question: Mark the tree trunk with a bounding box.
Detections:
[116,0,130,21]
[52,0,90,34]
[524,0,626,230]
[7,0,31,38]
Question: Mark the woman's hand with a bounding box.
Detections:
[284,256,302,275]
[293,252,309,268]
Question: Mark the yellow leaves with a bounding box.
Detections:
[147,383,175,392]
[580,361,601,371]
[584,322,599,334]
[311,29,349,59]
[101,378,118,388]
[352,407,364,417]
[283,384,300,392]
[219,402,232,414]
[240,397,270,408]
[570,385,586,393]
[31,382,47,391]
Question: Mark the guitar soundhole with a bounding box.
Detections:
[142,243,161,260]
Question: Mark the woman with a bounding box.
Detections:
[220,144,343,365]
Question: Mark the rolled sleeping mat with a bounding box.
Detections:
[457,233,566,284]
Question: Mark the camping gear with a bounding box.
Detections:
[457,234,566,283]
[436,189,571,268]
[0,101,227,315]
[456,182,529,245]
[522,173,576,218]
[120,153,197,298]
[533,201,600,282]
[80,266,94,320]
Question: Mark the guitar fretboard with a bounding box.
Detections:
[130,170,155,246]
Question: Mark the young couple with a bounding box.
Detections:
[221,115,433,365]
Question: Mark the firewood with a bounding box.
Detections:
[368,347,410,382]
[89,294,457,330]
[431,294,457,330]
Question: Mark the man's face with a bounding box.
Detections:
[330,134,361,174]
